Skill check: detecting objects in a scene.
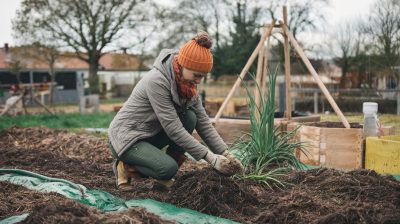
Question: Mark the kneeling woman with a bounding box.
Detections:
[108,32,243,189]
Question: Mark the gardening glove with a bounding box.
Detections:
[204,151,237,176]
[222,150,244,172]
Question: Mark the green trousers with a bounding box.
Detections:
[110,110,197,180]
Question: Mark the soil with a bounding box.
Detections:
[306,121,363,128]
[1,126,400,223]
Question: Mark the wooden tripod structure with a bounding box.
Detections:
[213,6,350,129]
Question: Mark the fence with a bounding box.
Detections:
[198,82,400,115]
[0,89,79,105]
[288,88,400,115]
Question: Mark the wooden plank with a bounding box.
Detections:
[209,117,300,127]
[254,29,266,113]
[291,115,321,123]
[322,128,363,169]
[283,6,292,120]
[261,37,271,99]
[287,122,301,159]
[298,125,321,165]
[193,119,251,144]
[201,117,316,144]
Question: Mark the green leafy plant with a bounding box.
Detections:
[230,68,307,188]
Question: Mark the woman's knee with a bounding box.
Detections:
[156,161,179,180]
[186,109,197,123]
[183,109,197,133]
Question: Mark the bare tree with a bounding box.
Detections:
[258,0,330,71]
[152,0,329,77]
[365,0,400,114]
[155,0,328,50]
[155,0,230,51]
[13,0,148,93]
[364,0,400,83]
[6,49,24,85]
[260,0,329,38]
[31,43,59,104]
[333,22,368,88]
[13,6,60,104]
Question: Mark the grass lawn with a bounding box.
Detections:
[0,112,115,130]
[321,113,400,135]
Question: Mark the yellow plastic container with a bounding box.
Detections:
[365,136,400,174]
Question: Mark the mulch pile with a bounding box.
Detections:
[1,126,400,223]
[168,168,400,223]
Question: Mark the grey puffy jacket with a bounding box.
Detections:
[108,49,227,160]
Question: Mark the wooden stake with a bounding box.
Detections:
[32,96,54,115]
[261,37,271,98]
[281,23,351,128]
[283,6,292,120]
[21,96,28,115]
[254,28,268,114]
[0,93,25,116]
[214,21,275,123]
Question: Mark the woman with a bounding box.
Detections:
[108,32,243,189]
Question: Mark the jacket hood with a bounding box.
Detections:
[152,49,177,81]
[152,49,198,107]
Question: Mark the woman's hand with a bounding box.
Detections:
[204,151,243,176]
[222,150,244,171]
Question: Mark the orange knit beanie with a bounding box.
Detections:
[177,32,213,73]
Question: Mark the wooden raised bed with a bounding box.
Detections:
[288,122,364,169]
[192,115,320,144]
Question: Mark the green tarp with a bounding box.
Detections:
[0,169,237,224]
[0,214,29,224]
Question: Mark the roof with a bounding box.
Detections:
[0,45,148,71]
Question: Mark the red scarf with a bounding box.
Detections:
[173,56,197,99]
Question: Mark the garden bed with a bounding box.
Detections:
[193,114,320,144]
[1,127,400,223]
[288,121,364,169]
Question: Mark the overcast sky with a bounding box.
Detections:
[0,0,375,50]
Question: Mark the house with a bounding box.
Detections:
[374,67,398,99]
[0,43,149,104]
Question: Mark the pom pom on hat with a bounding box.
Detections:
[177,31,213,73]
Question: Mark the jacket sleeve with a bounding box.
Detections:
[146,76,209,161]
[192,96,227,155]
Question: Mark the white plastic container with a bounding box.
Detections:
[363,102,379,137]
